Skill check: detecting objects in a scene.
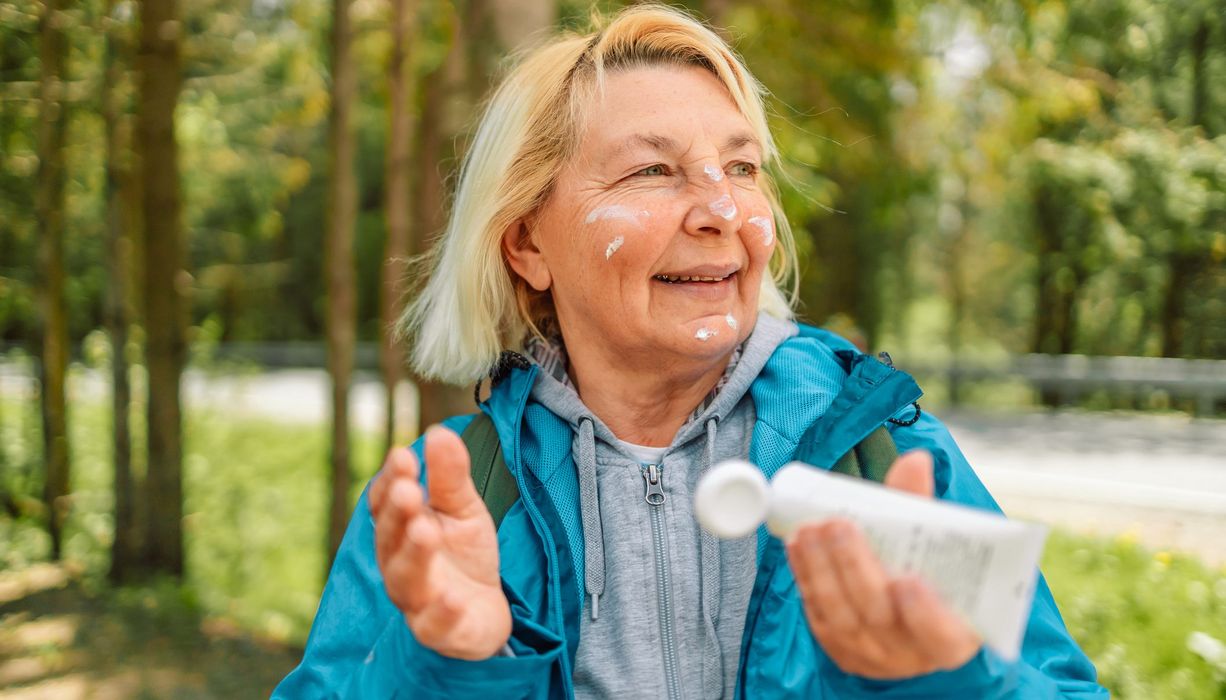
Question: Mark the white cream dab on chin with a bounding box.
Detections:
[704,164,724,182]
[695,327,718,341]
[585,205,649,225]
[748,215,774,246]
[725,314,738,330]
[709,195,737,221]
[605,236,624,260]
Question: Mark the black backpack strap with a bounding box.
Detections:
[795,346,920,484]
[460,412,520,530]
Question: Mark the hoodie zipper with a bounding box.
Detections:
[642,463,682,700]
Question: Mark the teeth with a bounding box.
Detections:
[654,274,731,283]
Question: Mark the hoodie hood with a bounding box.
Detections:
[527,313,797,621]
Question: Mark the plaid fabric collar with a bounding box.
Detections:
[524,335,743,424]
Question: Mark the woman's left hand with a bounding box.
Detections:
[785,450,983,679]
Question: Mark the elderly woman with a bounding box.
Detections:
[276,6,1105,699]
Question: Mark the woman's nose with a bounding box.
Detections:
[683,166,741,236]
[683,187,741,237]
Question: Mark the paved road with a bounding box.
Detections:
[941,409,1226,565]
[4,366,1224,563]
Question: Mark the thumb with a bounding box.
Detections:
[423,426,484,516]
[883,449,935,498]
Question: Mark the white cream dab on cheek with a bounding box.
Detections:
[703,164,724,182]
[605,236,624,260]
[695,327,718,341]
[709,195,737,221]
[725,314,738,331]
[748,215,774,247]
[585,205,650,225]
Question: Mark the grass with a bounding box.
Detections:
[1,394,383,645]
[1,392,1225,697]
[1042,530,1226,698]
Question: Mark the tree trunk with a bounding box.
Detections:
[946,214,969,406]
[416,0,559,428]
[1154,15,1214,362]
[380,0,419,453]
[464,0,555,100]
[325,0,358,569]
[137,0,186,577]
[412,18,476,430]
[1031,185,1077,405]
[807,214,863,329]
[700,0,733,27]
[1160,252,1198,358]
[36,0,71,561]
[103,0,138,583]
[1189,17,1209,134]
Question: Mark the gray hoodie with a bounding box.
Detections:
[528,314,797,699]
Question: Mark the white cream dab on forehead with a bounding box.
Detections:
[703,164,724,182]
[585,205,649,225]
[709,195,737,221]
[605,236,624,260]
[695,327,718,341]
[748,215,774,246]
[725,314,738,330]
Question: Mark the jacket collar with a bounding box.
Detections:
[486,322,922,479]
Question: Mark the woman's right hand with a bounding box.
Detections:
[369,426,511,660]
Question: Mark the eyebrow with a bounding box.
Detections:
[722,132,760,153]
[620,133,681,154]
[612,131,762,157]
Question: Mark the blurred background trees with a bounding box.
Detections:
[1,0,1224,695]
[3,0,1220,387]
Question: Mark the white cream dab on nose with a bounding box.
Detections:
[695,327,718,341]
[748,215,774,246]
[709,195,737,221]
[585,205,649,225]
[725,314,738,330]
[704,164,724,182]
[605,236,624,260]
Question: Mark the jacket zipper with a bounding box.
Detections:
[642,463,682,700]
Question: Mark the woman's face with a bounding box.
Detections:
[507,65,776,370]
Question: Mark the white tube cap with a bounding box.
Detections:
[694,459,770,539]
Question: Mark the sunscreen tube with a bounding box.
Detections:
[694,459,1048,660]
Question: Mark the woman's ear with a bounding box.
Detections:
[502,219,552,292]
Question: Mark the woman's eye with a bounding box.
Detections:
[729,162,758,177]
[635,164,668,177]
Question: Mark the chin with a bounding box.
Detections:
[676,315,742,354]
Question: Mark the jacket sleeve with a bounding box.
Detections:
[820,409,1108,699]
[272,418,566,699]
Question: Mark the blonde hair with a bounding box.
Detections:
[402,4,798,385]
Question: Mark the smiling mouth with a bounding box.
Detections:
[652,271,737,284]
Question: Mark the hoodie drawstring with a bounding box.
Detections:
[699,416,724,698]
[575,411,727,692]
[576,417,606,620]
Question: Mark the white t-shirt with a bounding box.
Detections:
[616,440,668,465]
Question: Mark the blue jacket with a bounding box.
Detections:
[275,324,1107,698]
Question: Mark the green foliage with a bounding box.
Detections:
[3,0,1223,361]
[0,392,382,643]
[4,395,1226,696]
[1043,530,1226,698]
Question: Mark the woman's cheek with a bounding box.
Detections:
[745,213,775,252]
[581,204,652,263]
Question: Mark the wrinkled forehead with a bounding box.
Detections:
[570,63,763,165]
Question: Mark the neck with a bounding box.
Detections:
[564,343,731,447]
